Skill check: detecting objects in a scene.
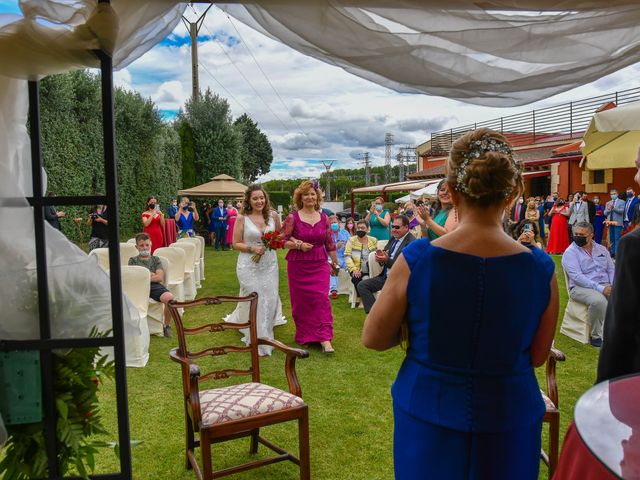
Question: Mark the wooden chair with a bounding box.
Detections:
[540,347,566,478]
[167,293,310,480]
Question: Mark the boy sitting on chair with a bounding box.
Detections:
[129,232,174,337]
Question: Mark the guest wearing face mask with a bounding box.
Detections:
[141,195,165,254]
[562,222,615,347]
[328,215,351,299]
[623,186,639,233]
[175,196,199,238]
[511,196,526,224]
[546,198,571,254]
[604,189,626,257]
[366,196,391,241]
[167,198,179,218]
[210,199,229,251]
[344,217,357,237]
[403,202,424,238]
[344,220,378,291]
[593,196,606,244]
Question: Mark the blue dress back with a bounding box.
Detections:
[392,239,555,433]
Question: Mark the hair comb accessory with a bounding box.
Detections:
[456,135,522,198]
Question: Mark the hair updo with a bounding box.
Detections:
[446,128,523,206]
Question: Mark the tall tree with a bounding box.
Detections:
[234,113,274,182]
[180,88,242,184]
[177,119,196,189]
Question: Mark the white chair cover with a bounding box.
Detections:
[560,270,590,344]
[376,240,388,250]
[170,242,197,301]
[147,256,169,336]
[153,247,185,302]
[337,269,351,295]
[177,238,201,288]
[88,248,110,271]
[120,265,151,367]
[195,235,205,281]
[119,242,139,266]
[126,238,136,244]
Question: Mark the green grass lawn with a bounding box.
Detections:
[92,250,599,479]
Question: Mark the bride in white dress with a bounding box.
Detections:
[225,185,286,356]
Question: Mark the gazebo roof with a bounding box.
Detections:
[178,174,247,197]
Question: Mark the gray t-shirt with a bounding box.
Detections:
[128,255,162,274]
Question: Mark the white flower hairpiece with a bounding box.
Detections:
[455,135,522,198]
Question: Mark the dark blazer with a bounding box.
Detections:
[586,199,596,225]
[44,205,61,230]
[210,206,228,229]
[380,232,416,274]
[624,196,639,225]
[510,203,526,223]
[597,229,640,382]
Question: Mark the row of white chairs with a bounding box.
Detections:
[89,237,206,338]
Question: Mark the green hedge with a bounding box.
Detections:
[267,191,291,209]
[39,70,182,242]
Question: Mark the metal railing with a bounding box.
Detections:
[428,86,640,156]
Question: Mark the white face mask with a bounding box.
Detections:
[139,250,151,257]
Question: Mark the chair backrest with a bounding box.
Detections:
[178,237,201,262]
[88,248,110,271]
[155,255,170,288]
[195,235,206,260]
[120,242,139,266]
[368,251,385,278]
[121,265,151,317]
[126,238,136,244]
[377,240,388,250]
[170,242,196,272]
[168,294,261,391]
[153,247,185,284]
[562,268,572,296]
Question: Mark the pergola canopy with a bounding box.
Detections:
[178,174,248,197]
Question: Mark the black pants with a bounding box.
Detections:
[356,275,386,313]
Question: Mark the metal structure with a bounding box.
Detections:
[181,5,213,101]
[361,152,371,186]
[396,151,405,182]
[384,133,393,183]
[321,160,335,201]
[0,17,132,480]
[400,146,417,177]
[427,85,640,156]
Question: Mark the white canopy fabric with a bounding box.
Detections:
[221,1,640,107]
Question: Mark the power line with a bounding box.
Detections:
[189,5,292,134]
[222,9,309,137]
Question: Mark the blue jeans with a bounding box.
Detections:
[609,225,622,256]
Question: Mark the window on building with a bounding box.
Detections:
[592,169,605,184]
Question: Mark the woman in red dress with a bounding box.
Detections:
[141,195,165,253]
[546,199,570,254]
[225,201,238,245]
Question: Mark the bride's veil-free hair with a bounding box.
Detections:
[242,184,272,224]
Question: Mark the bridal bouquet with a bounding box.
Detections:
[251,230,285,263]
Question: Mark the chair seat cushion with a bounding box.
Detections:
[199,382,304,426]
[540,389,557,412]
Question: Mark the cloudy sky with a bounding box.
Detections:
[3,2,640,181]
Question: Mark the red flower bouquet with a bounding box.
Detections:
[251,229,285,263]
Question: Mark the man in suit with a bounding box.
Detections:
[623,186,639,231]
[211,199,228,251]
[604,189,626,257]
[568,192,589,241]
[44,192,65,230]
[357,215,415,313]
[510,196,526,224]
[581,191,596,225]
[597,150,640,381]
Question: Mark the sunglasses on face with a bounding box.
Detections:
[391,225,403,230]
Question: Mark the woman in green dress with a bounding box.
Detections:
[418,180,459,240]
[365,196,391,241]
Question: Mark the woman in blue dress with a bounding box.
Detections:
[593,195,606,244]
[174,196,199,238]
[363,128,559,480]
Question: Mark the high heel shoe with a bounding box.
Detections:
[321,342,335,354]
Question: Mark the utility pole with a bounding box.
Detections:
[321,160,335,201]
[181,5,213,102]
[397,151,405,182]
[384,133,394,183]
[361,152,371,186]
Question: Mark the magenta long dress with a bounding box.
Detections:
[282,211,336,344]
[226,207,238,245]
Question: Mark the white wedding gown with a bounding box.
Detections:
[224,215,286,356]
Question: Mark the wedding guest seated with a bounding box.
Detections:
[328,215,351,299]
[561,222,615,347]
[357,215,415,313]
[344,220,378,290]
[129,233,175,337]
